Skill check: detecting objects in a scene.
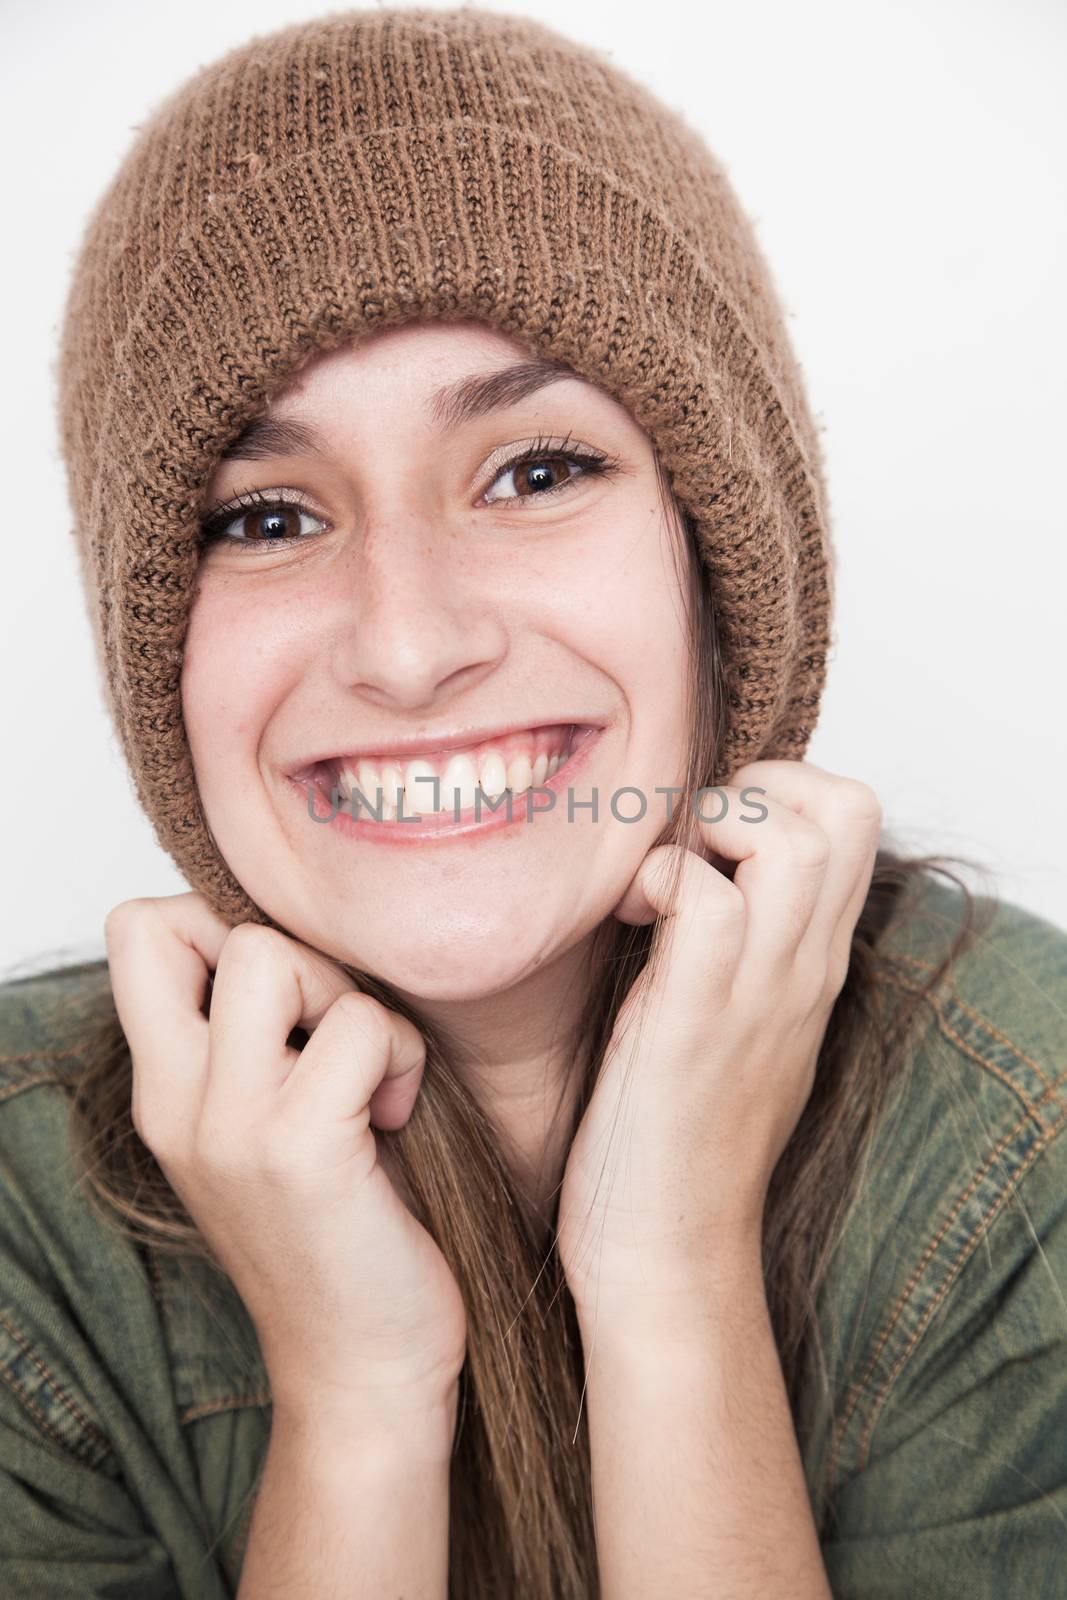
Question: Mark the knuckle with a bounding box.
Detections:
[328,989,385,1039]
[784,824,831,873]
[833,778,884,830]
[103,897,153,945]
[694,873,745,922]
[330,988,377,1019]
[219,921,289,968]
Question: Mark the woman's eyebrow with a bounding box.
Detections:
[218,357,580,461]
[430,356,578,430]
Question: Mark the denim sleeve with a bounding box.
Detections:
[0,970,233,1600]
[818,1118,1067,1599]
[0,1120,185,1598]
[0,1397,181,1599]
[803,883,1067,1599]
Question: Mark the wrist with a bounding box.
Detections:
[268,1377,460,1465]
[572,1233,768,1359]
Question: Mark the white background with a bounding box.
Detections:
[2,0,1064,979]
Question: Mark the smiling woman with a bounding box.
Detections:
[180,321,693,1014]
[3,6,1067,1600]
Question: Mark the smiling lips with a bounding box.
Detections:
[303,722,586,820]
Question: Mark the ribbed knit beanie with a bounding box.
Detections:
[56,4,834,928]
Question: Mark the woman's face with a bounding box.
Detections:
[183,318,693,1000]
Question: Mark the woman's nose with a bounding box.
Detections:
[327,514,507,711]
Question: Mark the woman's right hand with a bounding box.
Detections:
[103,892,468,1433]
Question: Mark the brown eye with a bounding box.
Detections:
[199,490,327,550]
[237,505,305,542]
[510,455,577,496]
[483,446,610,506]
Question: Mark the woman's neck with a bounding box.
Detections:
[401,934,596,1222]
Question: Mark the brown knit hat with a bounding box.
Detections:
[56,4,834,928]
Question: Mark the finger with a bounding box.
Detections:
[279,991,428,1135]
[104,893,234,1137]
[730,761,883,967]
[613,842,747,1016]
[202,923,358,1117]
[703,785,834,976]
[615,780,832,986]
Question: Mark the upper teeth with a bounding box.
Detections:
[334,746,569,819]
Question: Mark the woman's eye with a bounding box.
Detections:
[482,448,608,506]
[199,494,327,549]
[199,443,618,550]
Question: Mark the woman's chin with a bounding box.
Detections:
[333,948,551,1004]
[253,901,566,1000]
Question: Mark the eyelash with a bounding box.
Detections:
[198,434,623,551]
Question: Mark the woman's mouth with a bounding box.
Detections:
[294,722,600,825]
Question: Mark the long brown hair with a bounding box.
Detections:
[11,457,997,1597]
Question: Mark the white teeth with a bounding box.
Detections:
[404,758,438,812]
[380,761,404,820]
[442,754,478,814]
[356,760,380,811]
[505,753,533,794]
[333,737,573,818]
[477,751,508,800]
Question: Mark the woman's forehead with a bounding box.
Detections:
[274,317,560,395]
[227,327,640,461]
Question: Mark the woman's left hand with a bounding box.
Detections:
[556,759,883,1333]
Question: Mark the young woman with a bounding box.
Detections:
[2,8,1065,1598]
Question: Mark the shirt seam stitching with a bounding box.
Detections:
[883,949,1059,1096]
[822,1070,1067,1500]
[879,964,1062,1123]
[0,1067,77,1104]
[179,1392,271,1425]
[0,1307,112,1468]
[855,1108,1066,1470]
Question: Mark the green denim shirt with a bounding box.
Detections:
[1,873,1066,1598]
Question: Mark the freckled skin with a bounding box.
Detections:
[183,317,691,1026]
